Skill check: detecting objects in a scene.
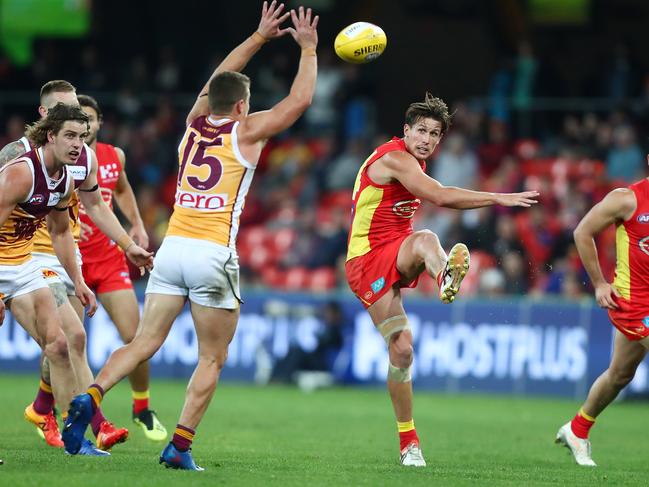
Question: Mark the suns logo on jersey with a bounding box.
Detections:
[639,236,649,256]
[392,199,420,218]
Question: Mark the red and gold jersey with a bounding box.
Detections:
[166,116,256,249]
[612,178,649,319]
[78,142,122,263]
[346,137,425,261]
[30,137,92,254]
[0,148,72,265]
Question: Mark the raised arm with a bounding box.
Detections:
[112,147,148,248]
[78,150,153,273]
[573,188,636,309]
[239,6,318,143]
[380,151,539,209]
[185,1,291,126]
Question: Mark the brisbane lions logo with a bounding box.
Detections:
[392,199,421,219]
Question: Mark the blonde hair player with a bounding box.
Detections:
[0,81,154,455]
[0,104,96,454]
[345,93,539,466]
[63,1,318,471]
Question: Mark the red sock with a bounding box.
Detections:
[397,420,419,451]
[570,409,595,439]
[132,390,150,415]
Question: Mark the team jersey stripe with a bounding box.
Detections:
[347,185,383,260]
[613,224,631,300]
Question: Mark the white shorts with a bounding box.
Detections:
[0,258,48,302]
[32,250,83,296]
[146,236,242,309]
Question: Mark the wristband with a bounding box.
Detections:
[301,47,317,57]
[251,31,268,44]
[116,233,135,251]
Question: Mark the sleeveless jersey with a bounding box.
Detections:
[166,116,256,249]
[78,142,122,262]
[346,137,425,261]
[612,179,649,319]
[29,136,92,254]
[0,147,72,265]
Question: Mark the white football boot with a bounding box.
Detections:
[438,243,470,304]
[400,442,426,467]
[555,422,596,467]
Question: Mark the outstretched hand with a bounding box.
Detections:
[257,1,292,40]
[497,191,539,207]
[286,6,319,49]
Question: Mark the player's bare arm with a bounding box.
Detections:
[112,146,149,248]
[47,193,97,316]
[185,0,291,126]
[78,151,153,273]
[377,151,539,209]
[0,140,27,168]
[239,6,318,145]
[0,161,32,227]
[574,188,637,310]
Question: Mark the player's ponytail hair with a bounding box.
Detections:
[208,71,251,114]
[405,92,452,134]
[25,103,89,147]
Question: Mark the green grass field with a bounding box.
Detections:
[0,373,646,486]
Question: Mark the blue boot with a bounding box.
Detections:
[159,442,204,471]
[62,394,93,454]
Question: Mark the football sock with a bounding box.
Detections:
[33,377,54,415]
[132,390,150,415]
[571,408,595,439]
[397,419,419,451]
[87,384,104,413]
[172,424,195,452]
[91,408,108,437]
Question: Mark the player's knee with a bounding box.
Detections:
[389,333,413,368]
[66,327,87,355]
[414,230,440,252]
[43,332,69,364]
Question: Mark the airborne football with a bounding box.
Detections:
[334,22,387,64]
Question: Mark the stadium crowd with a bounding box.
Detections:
[1,39,648,299]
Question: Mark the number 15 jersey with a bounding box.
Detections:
[166,116,256,249]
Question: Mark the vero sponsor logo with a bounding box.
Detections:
[175,189,227,211]
[637,213,649,223]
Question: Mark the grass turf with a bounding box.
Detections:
[0,373,646,486]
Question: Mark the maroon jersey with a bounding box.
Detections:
[0,147,72,264]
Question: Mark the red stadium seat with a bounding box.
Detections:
[309,267,336,291]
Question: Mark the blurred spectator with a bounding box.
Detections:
[325,137,366,191]
[270,301,345,385]
[606,125,646,183]
[432,133,478,189]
